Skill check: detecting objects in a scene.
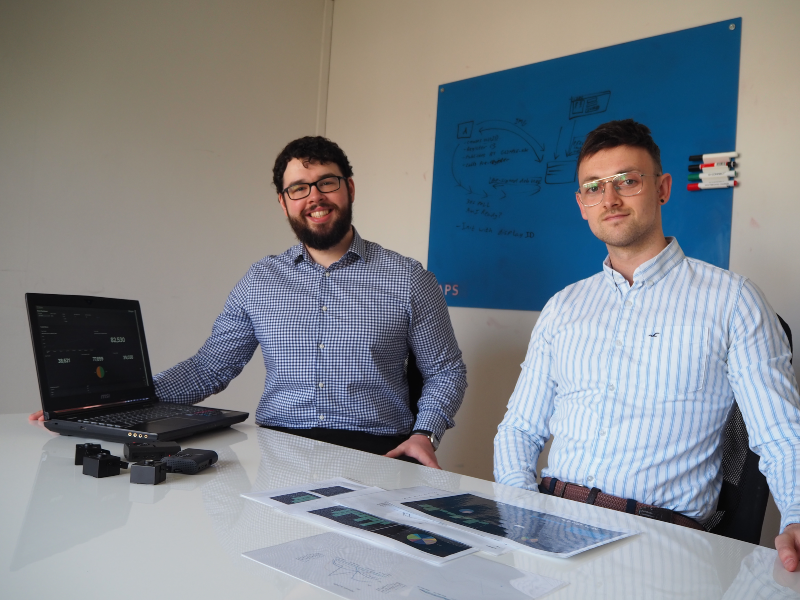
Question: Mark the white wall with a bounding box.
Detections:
[0,0,332,414]
[325,0,800,547]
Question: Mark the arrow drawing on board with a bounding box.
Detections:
[564,121,578,157]
[553,126,563,159]
[477,120,545,162]
[451,143,467,191]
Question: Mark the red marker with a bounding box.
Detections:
[688,161,736,172]
[687,180,738,191]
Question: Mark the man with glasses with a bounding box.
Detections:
[33,136,466,467]
[494,119,800,570]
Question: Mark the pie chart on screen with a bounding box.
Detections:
[407,533,437,545]
[96,366,105,378]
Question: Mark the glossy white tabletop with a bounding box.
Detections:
[2,413,799,599]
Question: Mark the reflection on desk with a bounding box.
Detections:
[2,414,799,599]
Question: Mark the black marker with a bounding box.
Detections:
[689,152,738,162]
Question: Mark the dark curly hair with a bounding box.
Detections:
[577,119,662,173]
[272,136,354,194]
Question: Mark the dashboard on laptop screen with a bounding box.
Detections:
[31,304,151,406]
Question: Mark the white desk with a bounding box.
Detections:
[2,413,799,599]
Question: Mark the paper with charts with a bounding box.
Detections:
[243,532,567,600]
[392,491,635,558]
[241,477,379,513]
[243,480,476,564]
[337,486,511,556]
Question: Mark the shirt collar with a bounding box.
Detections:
[602,237,685,289]
[291,227,366,267]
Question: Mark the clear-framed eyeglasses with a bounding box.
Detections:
[282,176,345,200]
[576,172,661,207]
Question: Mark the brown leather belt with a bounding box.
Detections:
[539,477,704,531]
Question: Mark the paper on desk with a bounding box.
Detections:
[243,532,567,600]
[293,499,478,565]
[337,487,511,555]
[241,477,380,513]
[391,490,636,558]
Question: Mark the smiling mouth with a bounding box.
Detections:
[309,208,332,219]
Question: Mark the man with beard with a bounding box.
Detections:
[493,120,800,570]
[156,136,467,466]
[33,136,466,467]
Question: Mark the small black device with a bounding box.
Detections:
[74,443,109,465]
[160,449,218,474]
[82,454,129,478]
[123,441,181,461]
[130,460,167,485]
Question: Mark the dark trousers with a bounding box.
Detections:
[263,426,421,464]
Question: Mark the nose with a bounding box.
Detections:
[306,182,326,203]
[600,181,623,207]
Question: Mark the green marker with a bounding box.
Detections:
[688,170,736,182]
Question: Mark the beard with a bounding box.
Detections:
[287,195,354,251]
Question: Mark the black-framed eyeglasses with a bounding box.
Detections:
[282,176,345,201]
[576,172,661,207]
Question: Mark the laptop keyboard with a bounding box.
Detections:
[77,404,223,429]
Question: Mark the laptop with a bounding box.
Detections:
[26,293,249,442]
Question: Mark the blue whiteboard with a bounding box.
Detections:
[428,19,741,311]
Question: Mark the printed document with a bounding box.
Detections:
[243,532,567,600]
[392,491,635,558]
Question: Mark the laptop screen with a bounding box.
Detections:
[26,294,155,416]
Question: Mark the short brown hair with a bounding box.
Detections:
[577,119,662,173]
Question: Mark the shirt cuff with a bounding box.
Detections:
[412,412,450,441]
[781,509,800,534]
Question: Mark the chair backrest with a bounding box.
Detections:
[705,314,793,543]
[406,350,424,418]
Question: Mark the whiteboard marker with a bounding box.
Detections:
[695,166,734,177]
[688,170,736,181]
[687,180,737,191]
[688,161,735,172]
[689,152,738,162]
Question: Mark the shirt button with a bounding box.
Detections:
[318,382,324,388]
[587,476,594,483]
[600,429,607,436]
[325,272,331,277]
[625,300,632,308]
[647,280,654,287]
[615,340,622,347]
[318,343,324,349]
[608,384,615,391]
[318,414,325,420]
[321,306,327,312]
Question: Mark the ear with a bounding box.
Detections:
[346,177,355,204]
[576,192,589,221]
[278,194,289,218]
[657,172,672,206]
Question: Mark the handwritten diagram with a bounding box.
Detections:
[328,557,389,583]
[428,19,740,311]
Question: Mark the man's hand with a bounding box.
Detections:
[29,410,44,421]
[384,434,441,469]
[776,523,800,572]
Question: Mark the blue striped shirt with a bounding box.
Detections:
[154,229,467,440]
[494,238,800,531]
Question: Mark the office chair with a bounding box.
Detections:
[704,315,793,544]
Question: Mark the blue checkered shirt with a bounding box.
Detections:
[494,238,800,531]
[154,229,467,440]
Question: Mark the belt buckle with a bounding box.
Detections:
[637,506,674,523]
